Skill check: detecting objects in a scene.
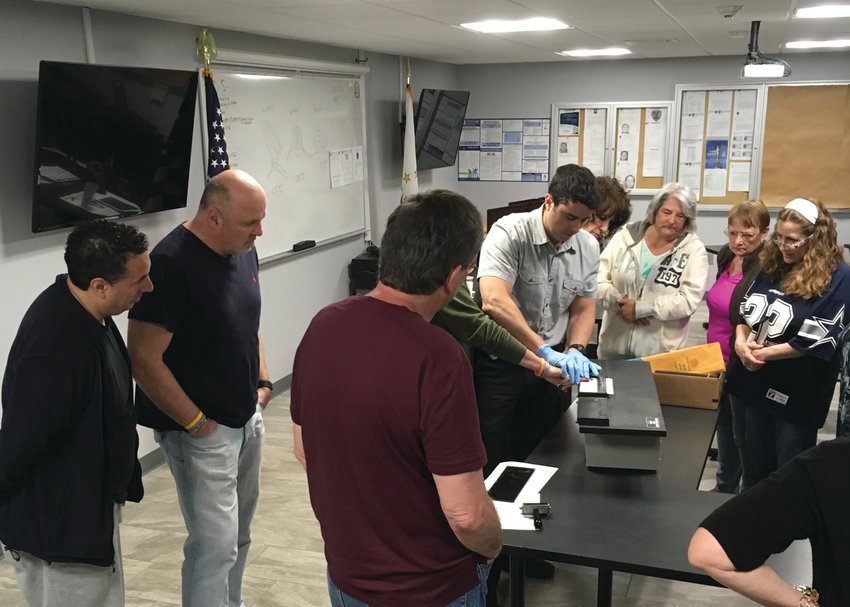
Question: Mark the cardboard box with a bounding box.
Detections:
[650,370,725,410]
[641,344,726,410]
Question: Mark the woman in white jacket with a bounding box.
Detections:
[597,183,708,359]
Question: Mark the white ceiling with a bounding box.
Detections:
[34,0,850,64]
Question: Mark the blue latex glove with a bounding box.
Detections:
[536,344,567,369]
[563,348,602,385]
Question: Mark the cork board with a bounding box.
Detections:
[613,107,666,191]
[675,89,756,205]
[760,84,850,208]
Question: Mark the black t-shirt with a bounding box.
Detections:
[102,324,137,502]
[701,438,850,606]
[130,225,262,430]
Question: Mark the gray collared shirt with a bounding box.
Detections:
[478,206,599,345]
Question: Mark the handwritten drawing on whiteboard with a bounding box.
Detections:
[213,70,367,260]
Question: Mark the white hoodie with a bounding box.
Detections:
[597,221,708,359]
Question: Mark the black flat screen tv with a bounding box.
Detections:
[414,89,470,170]
[32,61,198,233]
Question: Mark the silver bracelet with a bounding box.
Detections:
[187,414,208,435]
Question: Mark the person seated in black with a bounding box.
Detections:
[688,438,850,606]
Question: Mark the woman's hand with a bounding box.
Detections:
[616,298,650,325]
[738,341,766,372]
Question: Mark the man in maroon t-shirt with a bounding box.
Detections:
[291,189,502,607]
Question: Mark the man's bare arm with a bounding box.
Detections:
[433,469,502,560]
[257,333,272,408]
[127,319,217,437]
[479,276,543,352]
[566,295,596,347]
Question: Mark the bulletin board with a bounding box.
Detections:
[759,83,850,208]
[612,103,672,194]
[457,118,550,182]
[671,85,762,205]
[550,105,608,178]
[549,102,672,194]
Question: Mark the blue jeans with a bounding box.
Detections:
[156,405,264,607]
[737,403,816,490]
[327,564,491,607]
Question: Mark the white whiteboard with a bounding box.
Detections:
[208,62,368,261]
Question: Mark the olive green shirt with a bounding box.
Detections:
[431,283,526,364]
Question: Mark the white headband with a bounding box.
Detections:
[785,198,819,225]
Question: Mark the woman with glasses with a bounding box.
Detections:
[727,198,850,489]
[596,182,708,359]
[706,201,770,494]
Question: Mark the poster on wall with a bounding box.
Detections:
[642,107,667,177]
[459,118,549,182]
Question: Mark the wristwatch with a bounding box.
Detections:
[257,379,274,392]
[567,343,586,355]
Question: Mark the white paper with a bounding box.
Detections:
[680,112,705,141]
[480,151,502,180]
[502,144,522,172]
[682,91,706,115]
[523,119,545,136]
[582,108,607,175]
[557,136,579,166]
[728,162,751,191]
[503,119,523,132]
[703,168,728,197]
[329,148,354,188]
[678,163,701,197]
[485,462,558,531]
[706,90,733,138]
[460,123,481,148]
[481,119,503,149]
[616,109,640,181]
[578,377,614,395]
[679,140,704,164]
[642,107,667,177]
[522,158,548,173]
[523,135,549,158]
[731,90,756,137]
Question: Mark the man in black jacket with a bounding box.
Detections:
[0,220,152,607]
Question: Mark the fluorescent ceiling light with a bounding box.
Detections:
[460,17,568,33]
[786,39,850,49]
[558,48,632,57]
[742,63,786,77]
[795,4,850,18]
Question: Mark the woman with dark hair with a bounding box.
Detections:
[727,198,850,489]
[596,183,708,359]
[583,176,631,245]
[706,200,769,494]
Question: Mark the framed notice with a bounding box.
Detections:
[459,118,550,182]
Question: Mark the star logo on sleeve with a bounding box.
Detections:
[800,305,845,348]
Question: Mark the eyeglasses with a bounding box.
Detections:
[771,233,811,250]
[464,262,478,273]
[724,228,759,243]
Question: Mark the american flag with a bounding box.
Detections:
[204,69,229,178]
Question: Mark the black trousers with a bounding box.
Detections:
[473,351,570,476]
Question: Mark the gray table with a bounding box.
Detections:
[503,359,810,607]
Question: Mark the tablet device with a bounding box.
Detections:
[488,466,534,502]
